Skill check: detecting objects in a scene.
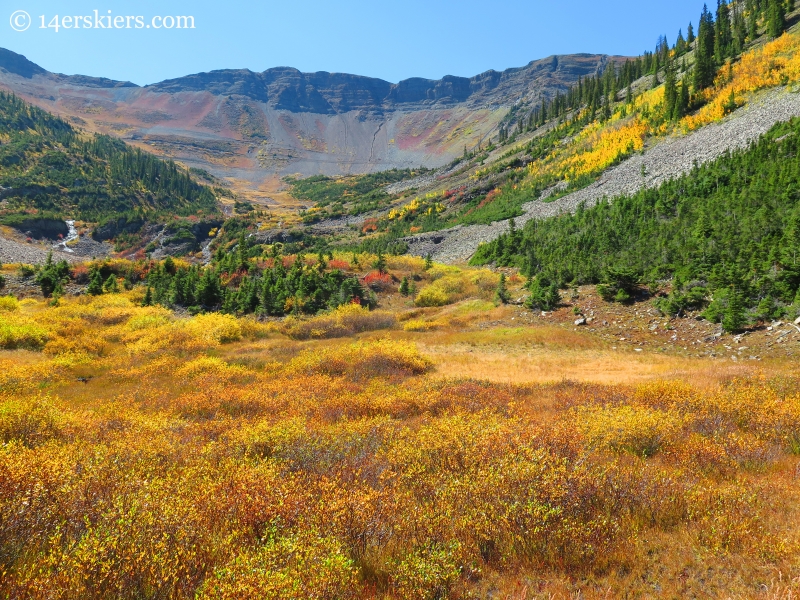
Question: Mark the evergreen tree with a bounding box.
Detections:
[715,0,733,63]
[87,267,104,296]
[732,4,747,53]
[373,251,387,274]
[783,213,800,266]
[748,0,760,40]
[687,21,696,43]
[399,276,410,296]
[675,77,690,120]
[102,274,119,294]
[676,29,687,54]
[664,60,678,119]
[35,252,70,298]
[694,5,718,91]
[494,273,510,305]
[722,286,746,332]
[424,253,433,270]
[767,0,786,37]
[526,275,560,310]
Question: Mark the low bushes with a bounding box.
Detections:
[281,304,395,340]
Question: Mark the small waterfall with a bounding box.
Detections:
[55,220,79,253]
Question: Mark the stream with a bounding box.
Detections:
[54,220,79,253]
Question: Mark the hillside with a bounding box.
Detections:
[349,9,798,244]
[0,91,224,260]
[0,91,218,220]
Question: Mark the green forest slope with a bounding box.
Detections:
[0,92,218,226]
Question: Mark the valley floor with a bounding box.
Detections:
[2,257,800,599]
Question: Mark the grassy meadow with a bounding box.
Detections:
[1,257,799,599]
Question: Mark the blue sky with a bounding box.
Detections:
[4,0,706,85]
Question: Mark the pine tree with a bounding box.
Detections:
[715,0,733,63]
[494,273,510,305]
[676,29,687,55]
[687,21,696,43]
[783,213,800,266]
[767,0,786,37]
[424,253,433,270]
[748,0,760,40]
[732,4,747,53]
[675,77,690,120]
[664,60,678,119]
[694,5,718,91]
[526,275,560,310]
[399,276,410,296]
[722,286,746,332]
[143,285,153,306]
[373,251,387,274]
[102,274,119,294]
[87,268,104,296]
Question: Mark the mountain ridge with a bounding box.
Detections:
[0,47,621,110]
[0,47,625,187]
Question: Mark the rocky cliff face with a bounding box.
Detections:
[0,48,624,197]
[147,54,615,112]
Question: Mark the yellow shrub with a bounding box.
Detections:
[199,528,358,600]
[415,275,467,307]
[426,264,461,281]
[0,394,70,447]
[575,404,684,457]
[182,313,242,344]
[287,339,431,379]
[403,318,448,332]
[0,296,19,312]
[0,316,49,350]
[126,307,173,331]
[282,304,395,340]
[176,356,245,380]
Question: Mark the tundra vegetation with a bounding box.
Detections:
[1,253,800,599]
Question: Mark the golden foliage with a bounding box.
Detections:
[0,295,799,597]
[281,304,396,340]
[528,118,647,183]
[684,32,800,131]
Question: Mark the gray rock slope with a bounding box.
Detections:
[405,87,800,263]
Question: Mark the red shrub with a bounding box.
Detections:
[362,271,393,291]
[328,260,350,271]
[362,218,379,233]
[70,264,90,283]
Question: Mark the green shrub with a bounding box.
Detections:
[0,318,49,350]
